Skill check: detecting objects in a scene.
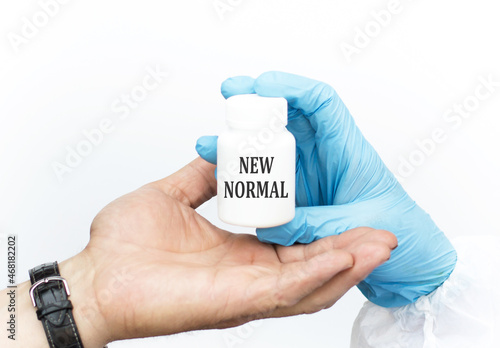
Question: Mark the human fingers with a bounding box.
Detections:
[275,227,396,264]
[269,237,394,318]
[148,157,217,209]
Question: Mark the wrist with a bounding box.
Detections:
[58,251,111,348]
[1,252,109,348]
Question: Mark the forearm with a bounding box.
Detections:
[0,253,109,348]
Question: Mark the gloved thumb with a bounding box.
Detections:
[257,202,377,246]
[196,135,218,165]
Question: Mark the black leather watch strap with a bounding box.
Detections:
[29,262,84,348]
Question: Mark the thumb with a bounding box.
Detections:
[149,157,217,209]
[196,135,218,165]
[257,203,374,246]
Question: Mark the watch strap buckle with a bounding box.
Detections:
[29,276,71,307]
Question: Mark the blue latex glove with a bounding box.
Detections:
[196,71,457,308]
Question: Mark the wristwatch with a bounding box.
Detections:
[29,261,84,348]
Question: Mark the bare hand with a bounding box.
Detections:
[59,157,396,346]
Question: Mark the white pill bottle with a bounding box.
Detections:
[217,94,296,228]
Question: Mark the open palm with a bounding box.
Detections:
[76,157,395,344]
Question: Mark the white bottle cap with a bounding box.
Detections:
[226,94,288,129]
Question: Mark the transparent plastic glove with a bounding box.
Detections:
[196,71,457,307]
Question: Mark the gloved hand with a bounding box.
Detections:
[196,71,457,308]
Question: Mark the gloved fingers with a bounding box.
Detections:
[196,135,218,165]
[275,227,396,263]
[220,74,317,146]
[257,205,352,246]
[220,76,256,99]
[216,72,391,206]
[254,71,354,141]
[256,203,387,246]
[253,71,390,203]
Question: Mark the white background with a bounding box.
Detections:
[1,0,499,347]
